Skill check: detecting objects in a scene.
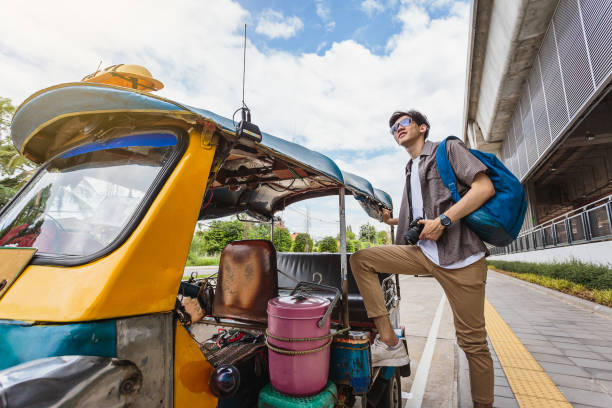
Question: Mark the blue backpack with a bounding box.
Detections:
[435,136,527,247]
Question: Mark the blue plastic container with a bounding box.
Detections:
[329,331,371,394]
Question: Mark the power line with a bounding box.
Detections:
[286,206,339,224]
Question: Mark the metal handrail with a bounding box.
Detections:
[519,194,612,236]
[489,194,612,256]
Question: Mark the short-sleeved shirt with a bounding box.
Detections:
[395,139,489,266]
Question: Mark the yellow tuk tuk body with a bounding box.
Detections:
[0,81,398,407]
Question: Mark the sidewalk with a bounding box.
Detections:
[485,270,612,407]
[400,269,612,407]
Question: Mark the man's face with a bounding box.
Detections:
[392,115,423,147]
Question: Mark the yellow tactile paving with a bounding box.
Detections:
[484,299,572,408]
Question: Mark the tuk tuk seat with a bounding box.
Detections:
[212,240,278,324]
[276,253,390,326]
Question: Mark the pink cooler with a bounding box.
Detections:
[267,294,332,396]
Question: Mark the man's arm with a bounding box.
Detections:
[418,172,495,241]
[382,209,399,226]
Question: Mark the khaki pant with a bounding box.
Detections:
[349,245,494,405]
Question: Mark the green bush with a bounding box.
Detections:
[292,233,314,252]
[377,231,388,245]
[247,224,271,240]
[318,236,338,253]
[502,272,612,307]
[203,220,244,254]
[273,227,292,252]
[487,259,612,290]
[345,240,355,252]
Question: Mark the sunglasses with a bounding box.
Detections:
[390,117,412,135]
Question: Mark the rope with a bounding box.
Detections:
[265,327,350,342]
[265,337,332,355]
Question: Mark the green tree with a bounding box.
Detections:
[203,219,245,254]
[345,240,355,252]
[377,231,388,245]
[273,227,292,252]
[247,223,271,240]
[318,236,338,253]
[359,223,377,243]
[351,240,362,251]
[346,225,356,240]
[186,231,209,264]
[337,226,356,242]
[1,98,35,208]
[0,98,15,136]
[292,232,314,252]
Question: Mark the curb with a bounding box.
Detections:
[488,269,612,319]
[456,343,472,408]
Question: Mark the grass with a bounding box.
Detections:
[186,254,220,266]
[487,259,612,290]
[487,261,612,307]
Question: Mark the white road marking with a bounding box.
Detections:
[403,293,446,408]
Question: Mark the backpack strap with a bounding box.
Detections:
[435,136,462,203]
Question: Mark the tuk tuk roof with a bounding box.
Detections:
[11,83,393,219]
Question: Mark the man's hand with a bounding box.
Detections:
[418,218,445,241]
[382,209,398,226]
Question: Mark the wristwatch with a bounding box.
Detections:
[440,214,452,227]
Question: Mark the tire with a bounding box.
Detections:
[379,370,401,408]
[367,369,401,408]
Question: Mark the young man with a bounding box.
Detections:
[350,110,495,408]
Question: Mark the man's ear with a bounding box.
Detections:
[419,123,428,135]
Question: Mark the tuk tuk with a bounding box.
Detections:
[0,67,409,407]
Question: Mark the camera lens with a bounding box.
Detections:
[405,217,424,245]
[406,229,420,245]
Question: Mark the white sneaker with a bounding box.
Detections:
[371,335,410,367]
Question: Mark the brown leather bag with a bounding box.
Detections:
[213,240,278,324]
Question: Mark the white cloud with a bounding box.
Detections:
[0,0,470,237]
[316,41,328,53]
[315,0,331,20]
[255,9,303,39]
[361,0,385,16]
[315,0,335,31]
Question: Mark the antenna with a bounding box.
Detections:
[233,23,262,142]
[242,24,247,111]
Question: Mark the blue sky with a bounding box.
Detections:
[0,0,471,239]
[239,0,403,55]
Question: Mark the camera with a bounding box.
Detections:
[405,217,424,245]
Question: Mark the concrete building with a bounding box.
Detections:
[463,0,612,264]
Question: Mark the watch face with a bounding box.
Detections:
[441,215,451,226]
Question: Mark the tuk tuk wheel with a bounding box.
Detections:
[366,369,401,408]
[381,370,401,408]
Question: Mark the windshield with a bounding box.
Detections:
[0,132,178,258]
